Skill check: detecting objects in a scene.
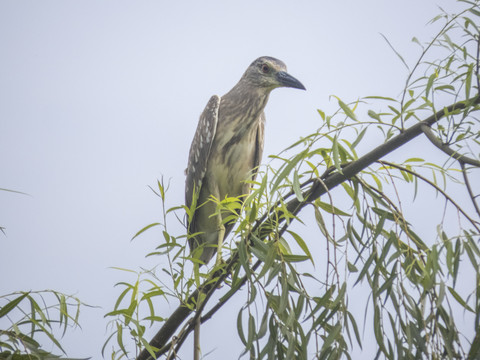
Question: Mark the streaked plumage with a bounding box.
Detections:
[185,56,305,265]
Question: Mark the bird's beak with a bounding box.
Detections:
[276,71,306,90]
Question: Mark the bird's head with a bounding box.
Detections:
[241,56,306,91]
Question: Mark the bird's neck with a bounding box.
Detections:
[221,83,271,126]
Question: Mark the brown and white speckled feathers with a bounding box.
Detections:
[185,95,220,210]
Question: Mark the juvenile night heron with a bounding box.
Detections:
[185,56,305,265]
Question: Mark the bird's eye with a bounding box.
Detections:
[261,64,270,74]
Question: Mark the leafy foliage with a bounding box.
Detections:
[0,290,87,360]
[103,2,480,359]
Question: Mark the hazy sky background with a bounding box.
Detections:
[0,0,471,358]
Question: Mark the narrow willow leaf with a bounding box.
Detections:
[237,308,247,346]
[347,311,362,348]
[0,293,29,318]
[271,150,307,193]
[287,230,314,265]
[332,135,341,171]
[117,322,127,355]
[292,170,304,201]
[364,95,397,101]
[248,313,255,347]
[338,99,358,121]
[321,322,342,351]
[282,254,310,263]
[278,276,289,314]
[448,286,474,312]
[347,262,358,273]
[257,243,277,279]
[465,63,473,99]
[468,326,480,359]
[132,223,161,240]
[368,109,382,122]
[402,98,416,112]
[351,127,367,148]
[355,252,376,286]
[373,305,387,353]
[317,109,326,120]
[380,33,409,70]
[434,84,455,92]
[404,157,425,163]
[316,200,350,216]
[258,309,269,339]
[425,72,437,99]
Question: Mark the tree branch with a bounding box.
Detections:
[420,124,480,167]
[460,161,480,219]
[136,95,479,360]
[286,96,480,219]
[379,160,480,232]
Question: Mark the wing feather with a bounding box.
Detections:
[185,95,220,209]
[252,112,266,181]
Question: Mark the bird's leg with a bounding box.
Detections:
[194,310,201,360]
[215,210,225,266]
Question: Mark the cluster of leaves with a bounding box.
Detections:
[0,290,86,360]
[104,2,480,360]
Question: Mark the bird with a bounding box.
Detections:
[185,56,306,266]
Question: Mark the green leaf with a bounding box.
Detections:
[351,127,367,148]
[337,99,358,121]
[0,293,29,318]
[237,308,247,346]
[321,322,342,351]
[332,135,341,171]
[271,150,307,193]
[132,223,161,240]
[425,72,437,99]
[434,84,455,92]
[116,322,127,355]
[448,286,474,312]
[317,109,326,120]
[0,187,30,196]
[465,63,473,99]
[380,33,409,70]
[287,230,314,265]
[404,157,425,163]
[347,262,358,273]
[282,254,310,263]
[364,95,397,102]
[292,170,304,201]
[368,109,382,122]
[316,200,350,216]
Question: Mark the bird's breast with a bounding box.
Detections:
[207,118,261,199]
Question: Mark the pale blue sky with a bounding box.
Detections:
[0,1,470,358]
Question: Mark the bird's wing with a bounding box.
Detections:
[185,95,220,209]
[252,112,266,181]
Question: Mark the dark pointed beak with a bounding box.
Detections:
[276,71,306,90]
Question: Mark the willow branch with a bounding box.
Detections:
[167,259,263,359]
[421,124,480,167]
[379,160,480,232]
[285,96,480,219]
[460,161,480,219]
[137,95,480,360]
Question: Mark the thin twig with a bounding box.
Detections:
[460,161,480,219]
[380,160,480,233]
[421,124,480,167]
